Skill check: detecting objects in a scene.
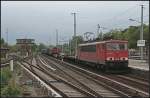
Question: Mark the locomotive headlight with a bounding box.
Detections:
[120,58,123,60]
[120,57,128,60]
[124,57,128,60]
[107,57,114,61]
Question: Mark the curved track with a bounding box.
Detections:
[37,55,126,97]
[41,54,149,97]
[20,59,94,97]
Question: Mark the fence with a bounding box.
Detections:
[129,47,149,61]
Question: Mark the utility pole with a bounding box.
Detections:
[69,39,72,55]
[6,28,8,47]
[71,12,77,37]
[5,28,9,59]
[140,5,144,60]
[56,29,58,47]
[97,24,100,39]
[62,44,63,53]
[71,12,77,58]
[49,35,51,46]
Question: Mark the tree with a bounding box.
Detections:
[9,44,18,52]
[32,43,38,52]
[70,36,84,55]
[103,32,114,40]
[102,24,149,49]
[143,24,149,43]
[1,38,6,47]
[62,43,69,54]
[1,38,5,45]
[48,45,55,49]
[37,43,47,52]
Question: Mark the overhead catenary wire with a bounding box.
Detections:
[74,3,148,37]
[99,3,149,31]
[133,15,149,20]
[99,4,139,25]
[103,13,148,31]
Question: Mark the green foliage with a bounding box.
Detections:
[37,43,47,52]
[57,36,83,55]
[1,38,7,47]
[1,67,12,84]
[48,45,55,49]
[102,24,149,49]
[9,44,18,52]
[1,67,22,97]
[1,83,21,97]
[31,43,38,52]
[1,38,5,45]
[63,43,70,54]
[70,36,84,55]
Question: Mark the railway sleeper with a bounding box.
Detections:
[45,55,149,97]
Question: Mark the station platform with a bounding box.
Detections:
[128,59,149,71]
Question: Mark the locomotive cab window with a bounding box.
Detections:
[106,43,127,50]
[81,45,96,52]
[119,43,127,50]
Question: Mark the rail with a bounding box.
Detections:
[40,55,128,97]
[42,54,149,97]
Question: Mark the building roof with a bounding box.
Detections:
[16,38,35,44]
[0,48,9,51]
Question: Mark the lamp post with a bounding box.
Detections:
[129,5,144,60]
[129,18,144,60]
[71,12,77,58]
[129,7,144,61]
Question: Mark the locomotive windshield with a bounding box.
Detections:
[106,43,127,50]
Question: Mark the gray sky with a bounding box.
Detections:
[1,1,149,45]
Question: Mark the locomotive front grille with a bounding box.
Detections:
[106,60,128,70]
[106,57,128,61]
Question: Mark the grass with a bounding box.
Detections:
[0,65,22,97]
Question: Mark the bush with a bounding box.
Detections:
[1,84,21,97]
[1,67,12,84]
[1,67,22,97]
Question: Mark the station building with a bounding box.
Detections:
[16,39,35,57]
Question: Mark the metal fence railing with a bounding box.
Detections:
[129,49,149,61]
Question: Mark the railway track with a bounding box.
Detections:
[123,74,149,82]
[41,54,149,97]
[60,54,149,92]
[104,74,149,93]
[20,59,94,97]
[38,55,131,97]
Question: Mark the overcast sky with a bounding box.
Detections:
[1,1,149,45]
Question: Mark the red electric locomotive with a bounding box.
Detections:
[77,40,128,71]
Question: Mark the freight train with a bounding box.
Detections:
[65,39,129,71]
[42,40,129,72]
[41,47,61,58]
